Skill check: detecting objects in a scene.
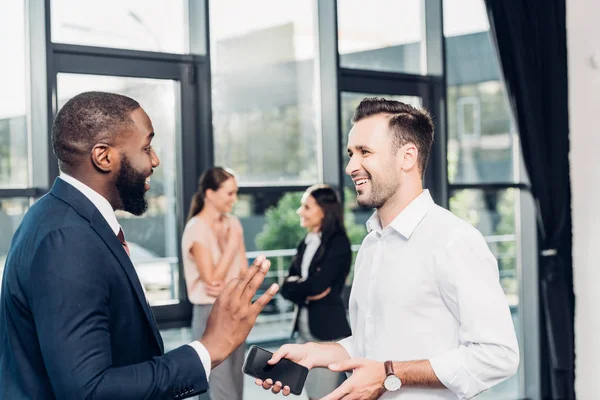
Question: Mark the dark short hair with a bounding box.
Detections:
[51,91,140,171]
[351,97,434,176]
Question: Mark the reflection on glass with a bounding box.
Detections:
[337,0,423,74]
[340,92,422,245]
[51,0,188,53]
[449,188,520,399]
[444,0,518,184]
[56,74,180,305]
[0,1,29,188]
[210,0,319,185]
[0,198,31,291]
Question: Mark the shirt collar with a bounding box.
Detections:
[366,189,435,239]
[59,173,121,236]
[305,231,322,245]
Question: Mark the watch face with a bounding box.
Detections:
[384,375,402,391]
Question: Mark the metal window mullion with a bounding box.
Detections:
[315,0,341,189]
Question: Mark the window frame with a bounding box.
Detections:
[1,2,541,396]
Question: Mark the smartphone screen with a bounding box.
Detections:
[242,345,309,395]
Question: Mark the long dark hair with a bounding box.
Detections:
[187,167,235,221]
[304,184,347,244]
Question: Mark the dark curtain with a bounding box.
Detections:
[484,1,574,399]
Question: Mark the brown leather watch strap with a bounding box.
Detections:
[384,360,395,376]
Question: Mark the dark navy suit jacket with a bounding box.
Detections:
[0,178,208,399]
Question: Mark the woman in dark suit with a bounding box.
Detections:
[280,184,352,399]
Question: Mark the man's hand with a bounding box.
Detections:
[320,358,387,400]
[255,342,352,396]
[254,343,315,396]
[200,255,278,368]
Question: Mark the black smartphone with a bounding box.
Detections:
[242,345,309,396]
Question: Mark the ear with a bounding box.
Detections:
[91,143,117,173]
[399,143,419,172]
[204,188,216,203]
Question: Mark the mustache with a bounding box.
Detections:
[351,171,372,180]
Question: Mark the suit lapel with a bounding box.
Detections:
[50,179,164,352]
[90,215,164,352]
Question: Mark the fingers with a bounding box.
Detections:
[241,258,271,304]
[234,255,266,296]
[255,379,291,396]
[268,344,291,365]
[328,358,363,372]
[271,381,283,394]
[261,378,273,390]
[221,273,241,297]
[250,282,279,316]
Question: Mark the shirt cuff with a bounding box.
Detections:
[336,336,356,359]
[429,348,487,400]
[188,341,212,380]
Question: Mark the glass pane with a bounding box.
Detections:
[51,0,188,54]
[338,0,423,74]
[56,74,180,305]
[0,1,29,188]
[234,190,302,343]
[0,198,30,291]
[449,188,520,399]
[444,0,518,184]
[340,92,422,247]
[210,0,319,185]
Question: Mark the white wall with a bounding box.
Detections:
[568,0,600,397]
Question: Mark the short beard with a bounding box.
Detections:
[356,172,400,209]
[115,154,148,216]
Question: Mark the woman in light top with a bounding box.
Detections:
[182,167,246,400]
[280,184,352,400]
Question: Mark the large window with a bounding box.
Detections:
[0,199,30,288]
[1,2,540,397]
[0,1,32,293]
[51,0,189,54]
[444,0,530,397]
[337,0,423,74]
[209,0,320,185]
[0,1,29,188]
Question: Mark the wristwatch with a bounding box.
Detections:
[383,360,402,391]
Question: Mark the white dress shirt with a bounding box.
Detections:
[297,232,322,341]
[301,232,322,279]
[59,174,212,379]
[338,190,519,399]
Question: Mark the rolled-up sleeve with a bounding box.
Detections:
[429,228,520,399]
[337,336,356,359]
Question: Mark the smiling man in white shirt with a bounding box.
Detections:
[257,97,519,399]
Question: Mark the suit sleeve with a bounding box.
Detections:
[280,234,351,300]
[280,243,304,304]
[29,228,209,400]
